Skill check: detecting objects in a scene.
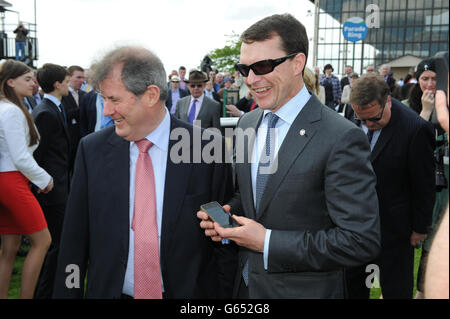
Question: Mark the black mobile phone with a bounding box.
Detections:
[200,201,235,228]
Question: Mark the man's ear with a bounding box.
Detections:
[143,85,161,107]
[294,53,307,76]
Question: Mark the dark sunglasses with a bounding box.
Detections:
[354,104,386,123]
[189,84,204,88]
[235,52,300,77]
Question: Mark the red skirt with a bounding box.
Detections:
[0,171,47,235]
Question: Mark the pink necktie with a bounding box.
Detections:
[132,139,162,299]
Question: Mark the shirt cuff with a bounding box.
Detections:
[263,229,271,270]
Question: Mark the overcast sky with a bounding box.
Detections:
[5,0,316,74]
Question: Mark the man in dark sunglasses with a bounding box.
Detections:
[174,70,221,131]
[346,73,435,299]
[198,13,380,299]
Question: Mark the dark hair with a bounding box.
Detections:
[91,46,168,102]
[67,65,84,76]
[240,13,309,65]
[37,63,68,93]
[179,66,186,71]
[323,64,334,73]
[0,59,39,146]
[407,84,423,114]
[350,73,390,108]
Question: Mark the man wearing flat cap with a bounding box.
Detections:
[175,70,221,131]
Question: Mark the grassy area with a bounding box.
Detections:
[7,246,423,299]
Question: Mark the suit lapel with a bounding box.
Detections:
[257,96,320,219]
[370,103,397,162]
[196,97,210,122]
[238,109,263,220]
[106,130,131,260]
[45,98,70,141]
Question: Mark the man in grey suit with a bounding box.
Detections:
[174,70,221,131]
[198,13,381,298]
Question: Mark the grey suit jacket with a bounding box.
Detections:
[229,94,381,298]
[174,95,221,130]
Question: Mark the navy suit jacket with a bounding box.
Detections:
[79,90,98,137]
[53,116,237,298]
[32,98,71,206]
[369,98,435,245]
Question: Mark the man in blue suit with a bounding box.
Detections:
[53,46,236,299]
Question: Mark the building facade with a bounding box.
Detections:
[312,0,449,76]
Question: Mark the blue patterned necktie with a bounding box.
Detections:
[243,112,279,287]
[188,99,198,124]
[255,112,280,213]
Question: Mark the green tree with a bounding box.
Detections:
[208,33,241,72]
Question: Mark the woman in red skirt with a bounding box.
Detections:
[0,60,53,299]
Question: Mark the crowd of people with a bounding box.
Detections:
[0,13,448,300]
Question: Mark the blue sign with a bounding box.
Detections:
[343,17,368,42]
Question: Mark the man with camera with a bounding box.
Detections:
[346,73,436,299]
[14,22,28,61]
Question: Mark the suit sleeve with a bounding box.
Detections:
[33,109,57,165]
[268,127,381,272]
[408,121,436,234]
[53,138,90,298]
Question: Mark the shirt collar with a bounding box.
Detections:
[191,94,204,105]
[43,93,61,107]
[263,84,311,126]
[131,107,170,153]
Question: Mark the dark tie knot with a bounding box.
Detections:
[136,139,153,153]
[266,112,279,129]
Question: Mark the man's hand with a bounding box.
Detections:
[410,231,427,247]
[215,215,267,253]
[197,204,267,252]
[226,104,243,117]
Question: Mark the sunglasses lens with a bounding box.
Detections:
[252,61,274,75]
[236,64,250,77]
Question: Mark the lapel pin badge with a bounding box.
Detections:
[299,129,306,136]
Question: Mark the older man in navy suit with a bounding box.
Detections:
[53,46,236,299]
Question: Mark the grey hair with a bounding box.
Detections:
[91,46,168,101]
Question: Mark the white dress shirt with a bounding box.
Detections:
[122,108,170,296]
[250,85,311,269]
[0,100,51,189]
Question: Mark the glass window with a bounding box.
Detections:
[409,0,416,9]
[414,27,423,42]
[386,0,394,10]
[441,26,449,41]
[416,0,425,9]
[415,10,424,25]
[430,43,439,56]
[432,27,442,41]
[433,9,442,25]
[385,28,392,42]
[424,0,433,9]
[406,11,416,25]
[440,42,448,52]
[421,43,429,57]
[406,27,414,41]
[405,43,413,55]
